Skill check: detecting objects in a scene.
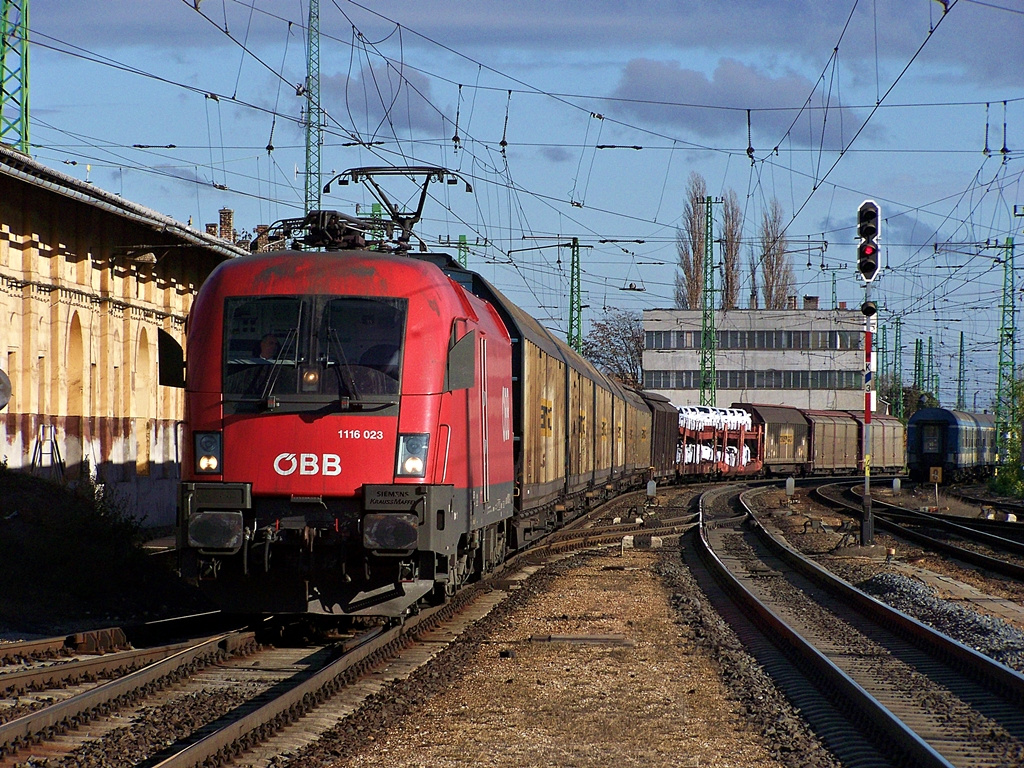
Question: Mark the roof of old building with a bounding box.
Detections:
[0,143,249,261]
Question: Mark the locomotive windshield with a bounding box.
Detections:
[222,295,407,406]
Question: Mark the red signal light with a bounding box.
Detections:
[857,200,881,282]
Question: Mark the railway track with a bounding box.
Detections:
[949,487,1024,522]
[815,482,1024,581]
[1,488,677,767]
[0,627,130,667]
[694,482,1024,768]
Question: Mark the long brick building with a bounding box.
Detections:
[0,144,248,525]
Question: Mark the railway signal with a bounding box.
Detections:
[855,199,881,545]
[857,200,881,282]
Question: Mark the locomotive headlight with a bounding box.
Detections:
[194,431,223,474]
[396,433,429,477]
[300,366,320,392]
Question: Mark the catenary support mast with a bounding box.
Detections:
[893,318,904,419]
[304,0,322,216]
[995,237,1016,462]
[956,331,966,411]
[699,196,717,406]
[0,0,29,154]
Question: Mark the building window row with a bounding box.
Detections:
[645,329,862,351]
[644,369,863,390]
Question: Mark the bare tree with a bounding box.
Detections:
[580,309,644,389]
[720,189,743,310]
[758,197,793,310]
[674,172,707,309]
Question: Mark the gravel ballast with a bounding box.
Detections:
[284,547,841,768]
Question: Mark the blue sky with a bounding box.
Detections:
[23,0,1024,407]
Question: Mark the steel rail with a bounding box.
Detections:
[744,488,1024,702]
[697,483,1024,767]
[0,627,128,665]
[701,484,1024,766]
[0,632,255,758]
[697,493,954,767]
[145,487,663,767]
[0,636,228,697]
[816,483,1024,579]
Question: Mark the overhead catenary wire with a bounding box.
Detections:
[22,0,1023,393]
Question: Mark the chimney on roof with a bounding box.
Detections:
[254,224,270,252]
[839,301,847,310]
[205,223,218,236]
[787,295,797,310]
[803,296,819,310]
[219,208,235,242]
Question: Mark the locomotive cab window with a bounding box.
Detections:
[223,297,306,399]
[319,297,406,397]
[222,295,407,406]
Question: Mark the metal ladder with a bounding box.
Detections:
[31,423,65,480]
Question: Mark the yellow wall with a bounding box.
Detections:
[0,171,231,524]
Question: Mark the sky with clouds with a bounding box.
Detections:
[21,0,1024,405]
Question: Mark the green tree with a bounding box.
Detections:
[991,378,1024,497]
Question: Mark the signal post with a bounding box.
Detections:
[857,201,880,546]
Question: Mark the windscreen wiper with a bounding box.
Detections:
[325,325,361,400]
[260,305,303,400]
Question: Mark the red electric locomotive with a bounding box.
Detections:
[164,210,515,616]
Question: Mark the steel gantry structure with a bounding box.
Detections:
[995,237,1017,461]
[699,196,717,406]
[0,0,29,154]
[303,0,322,216]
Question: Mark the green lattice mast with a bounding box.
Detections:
[927,336,936,399]
[879,324,888,384]
[893,318,904,420]
[995,237,1016,460]
[568,237,582,352]
[0,0,29,154]
[304,0,322,216]
[956,330,965,410]
[914,339,923,391]
[699,197,716,406]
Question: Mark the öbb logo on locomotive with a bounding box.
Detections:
[273,452,342,476]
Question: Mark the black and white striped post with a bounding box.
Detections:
[862,295,875,545]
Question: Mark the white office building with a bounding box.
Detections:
[643,298,872,411]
